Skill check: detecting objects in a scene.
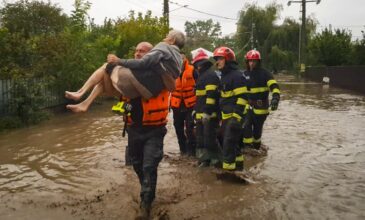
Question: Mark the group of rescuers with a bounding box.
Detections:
[65,30,280,218]
[115,45,280,217]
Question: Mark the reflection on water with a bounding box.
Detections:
[0,108,129,197]
[260,76,365,219]
[0,75,364,219]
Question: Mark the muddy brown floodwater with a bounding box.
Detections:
[0,75,364,220]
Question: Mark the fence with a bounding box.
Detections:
[0,78,66,116]
[304,66,365,94]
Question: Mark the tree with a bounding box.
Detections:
[0,0,68,37]
[268,45,294,71]
[0,0,68,78]
[235,3,281,67]
[267,19,301,54]
[263,17,316,70]
[184,19,222,53]
[308,28,352,66]
[69,0,91,31]
[351,30,365,65]
[236,3,281,52]
[114,11,168,58]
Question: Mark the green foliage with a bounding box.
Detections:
[268,46,295,70]
[235,3,282,67]
[0,116,23,132]
[351,31,365,65]
[8,77,49,126]
[69,0,91,31]
[115,11,168,58]
[267,18,300,54]
[236,3,281,52]
[0,30,39,78]
[234,3,323,70]
[308,28,352,66]
[0,0,68,37]
[263,18,314,69]
[34,28,94,91]
[184,19,222,53]
[214,35,237,49]
[0,0,69,79]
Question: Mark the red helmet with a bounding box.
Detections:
[192,49,209,64]
[245,50,261,60]
[213,46,236,61]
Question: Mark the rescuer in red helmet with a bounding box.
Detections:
[213,46,248,171]
[242,49,280,154]
[191,49,222,167]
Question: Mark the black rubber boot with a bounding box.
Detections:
[253,142,261,150]
[198,160,210,168]
[125,145,132,166]
[235,161,244,171]
[137,202,151,220]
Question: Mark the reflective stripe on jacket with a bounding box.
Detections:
[243,67,280,115]
[170,60,196,108]
[219,63,248,121]
[194,67,220,117]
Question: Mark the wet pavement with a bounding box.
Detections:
[0,75,364,220]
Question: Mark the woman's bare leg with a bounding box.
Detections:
[66,82,104,113]
[104,67,122,96]
[65,63,108,101]
[66,75,121,113]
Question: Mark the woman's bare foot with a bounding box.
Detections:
[65,91,83,101]
[66,103,88,113]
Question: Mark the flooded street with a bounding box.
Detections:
[0,75,364,220]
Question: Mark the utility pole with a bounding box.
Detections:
[163,0,169,28]
[288,0,320,71]
[298,23,301,66]
[250,9,255,50]
[251,23,255,49]
[301,0,306,70]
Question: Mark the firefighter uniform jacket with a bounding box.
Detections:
[194,65,220,119]
[219,62,248,121]
[170,60,196,109]
[243,67,280,115]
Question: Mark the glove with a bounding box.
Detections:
[270,93,280,111]
[112,101,132,115]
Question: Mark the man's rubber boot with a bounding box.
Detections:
[235,155,244,171]
[198,160,210,168]
[222,162,236,171]
[137,202,151,220]
[125,145,132,166]
[210,159,222,169]
[253,142,261,150]
[235,161,244,171]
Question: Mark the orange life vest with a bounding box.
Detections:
[170,60,196,108]
[124,90,170,126]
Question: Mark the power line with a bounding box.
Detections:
[319,25,365,28]
[169,1,238,21]
[170,14,237,23]
[124,0,147,11]
[170,5,186,12]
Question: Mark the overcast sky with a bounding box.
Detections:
[3,0,365,40]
